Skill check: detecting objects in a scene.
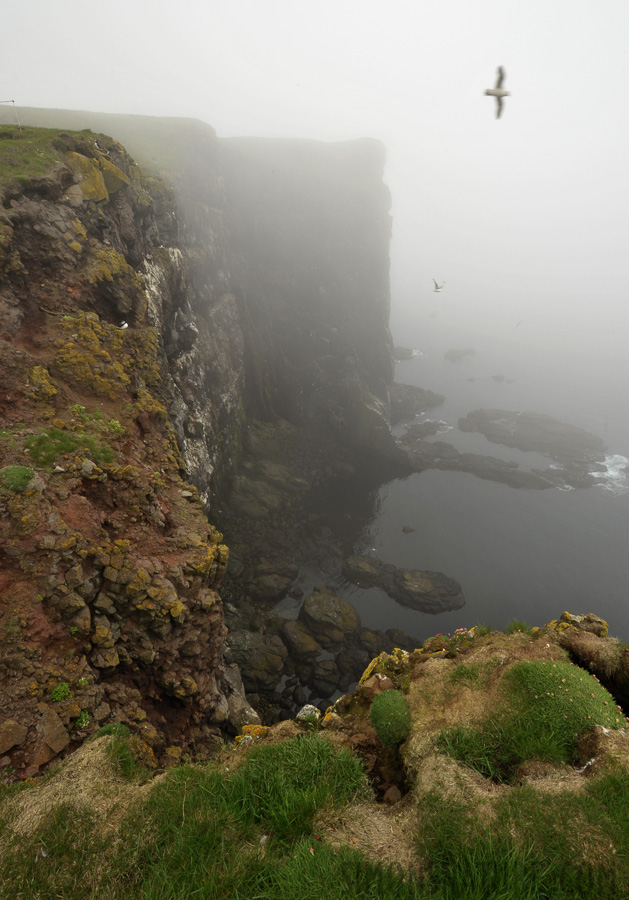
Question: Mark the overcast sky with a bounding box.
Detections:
[2,0,628,358]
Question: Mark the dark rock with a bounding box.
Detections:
[298,585,361,648]
[227,631,288,691]
[343,554,465,614]
[33,708,70,767]
[0,719,28,754]
[392,346,414,360]
[280,619,322,658]
[390,383,445,425]
[445,348,475,362]
[458,409,606,463]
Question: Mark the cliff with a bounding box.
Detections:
[0,116,403,773]
[0,109,405,508]
[0,126,257,774]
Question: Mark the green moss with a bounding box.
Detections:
[0,465,34,492]
[25,427,114,467]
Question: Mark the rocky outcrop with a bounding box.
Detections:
[389,382,445,425]
[0,127,257,776]
[343,554,465,614]
[458,409,607,461]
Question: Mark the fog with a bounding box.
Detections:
[3,0,628,372]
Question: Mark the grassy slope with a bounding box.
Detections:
[2,628,629,900]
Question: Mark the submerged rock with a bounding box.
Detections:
[343,554,465,614]
[298,586,361,649]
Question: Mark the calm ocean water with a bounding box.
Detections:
[279,304,629,646]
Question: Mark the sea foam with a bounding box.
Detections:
[593,455,629,495]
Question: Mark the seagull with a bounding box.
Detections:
[433,279,445,292]
[485,66,510,119]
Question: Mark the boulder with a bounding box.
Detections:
[227,631,288,691]
[298,585,361,648]
[33,708,70,767]
[0,719,28,754]
[280,619,322,658]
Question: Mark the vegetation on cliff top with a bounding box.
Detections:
[2,626,629,898]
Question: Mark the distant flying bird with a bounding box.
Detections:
[433,279,445,292]
[116,321,129,330]
[485,66,510,119]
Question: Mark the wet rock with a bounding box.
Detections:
[458,409,606,463]
[227,631,288,691]
[280,619,322,658]
[308,658,340,697]
[343,555,465,614]
[298,585,361,648]
[293,684,308,707]
[389,383,445,425]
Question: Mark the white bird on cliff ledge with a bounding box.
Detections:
[485,66,510,119]
[433,279,445,292]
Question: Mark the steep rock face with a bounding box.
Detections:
[0,128,257,776]
[0,110,405,497]
[218,137,401,461]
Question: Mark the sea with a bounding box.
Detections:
[276,302,629,647]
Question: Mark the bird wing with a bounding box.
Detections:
[495,96,503,118]
[495,66,505,88]
[433,279,439,289]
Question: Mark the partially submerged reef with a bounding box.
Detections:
[2,611,629,897]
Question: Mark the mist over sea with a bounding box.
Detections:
[281,299,629,647]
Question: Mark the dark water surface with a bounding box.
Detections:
[280,308,629,645]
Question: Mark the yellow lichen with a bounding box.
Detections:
[27,365,58,400]
[88,248,143,292]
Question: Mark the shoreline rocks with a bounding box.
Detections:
[343,554,465,614]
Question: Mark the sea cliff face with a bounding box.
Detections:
[0,116,401,772]
[0,127,257,774]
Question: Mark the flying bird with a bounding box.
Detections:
[485,66,510,119]
[116,321,129,330]
[433,279,445,292]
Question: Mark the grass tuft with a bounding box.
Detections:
[370,689,411,747]
[438,660,624,782]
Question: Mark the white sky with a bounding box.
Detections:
[2,0,628,354]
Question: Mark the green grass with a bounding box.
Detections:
[0,465,33,491]
[1,734,399,900]
[25,427,114,467]
[449,664,481,686]
[415,779,629,899]
[2,730,629,898]
[438,660,625,782]
[504,618,532,635]
[0,126,63,186]
[370,689,411,747]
